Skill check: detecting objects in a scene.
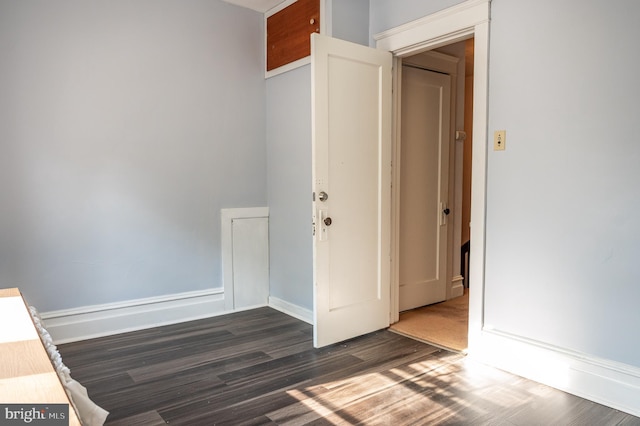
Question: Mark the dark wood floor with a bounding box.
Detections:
[58,307,639,425]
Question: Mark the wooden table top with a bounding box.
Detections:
[0,288,81,425]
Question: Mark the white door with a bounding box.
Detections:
[398,65,451,312]
[311,34,392,348]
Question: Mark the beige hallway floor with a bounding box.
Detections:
[389,290,469,352]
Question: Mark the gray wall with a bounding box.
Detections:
[331,0,369,46]
[484,0,640,367]
[370,0,640,368]
[0,0,266,311]
[266,66,313,310]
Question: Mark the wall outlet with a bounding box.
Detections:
[494,130,506,151]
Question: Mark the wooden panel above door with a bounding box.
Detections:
[267,0,320,71]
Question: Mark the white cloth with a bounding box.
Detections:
[29,306,109,426]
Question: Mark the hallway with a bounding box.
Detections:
[390,290,469,352]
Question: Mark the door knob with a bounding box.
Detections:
[323,217,332,226]
[318,191,328,202]
[443,208,450,215]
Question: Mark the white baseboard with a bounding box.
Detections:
[450,275,464,298]
[40,289,227,344]
[472,329,640,417]
[41,290,312,345]
[269,296,313,324]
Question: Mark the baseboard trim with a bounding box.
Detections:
[40,290,313,345]
[450,275,464,298]
[269,296,313,324]
[40,289,227,344]
[472,329,640,417]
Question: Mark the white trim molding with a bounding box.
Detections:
[41,288,225,344]
[450,275,464,298]
[265,57,311,79]
[40,285,316,346]
[269,296,313,324]
[374,0,490,55]
[474,330,640,417]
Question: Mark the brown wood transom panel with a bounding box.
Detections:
[267,0,320,71]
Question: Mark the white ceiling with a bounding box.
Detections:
[222,0,286,13]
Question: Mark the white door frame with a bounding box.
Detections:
[375,0,490,352]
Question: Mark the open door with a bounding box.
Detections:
[398,65,451,311]
[311,34,392,348]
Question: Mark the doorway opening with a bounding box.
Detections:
[389,38,474,353]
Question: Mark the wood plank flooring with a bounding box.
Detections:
[58,307,639,425]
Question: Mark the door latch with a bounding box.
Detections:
[440,202,449,226]
[319,210,329,241]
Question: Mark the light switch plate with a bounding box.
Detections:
[494,130,506,151]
